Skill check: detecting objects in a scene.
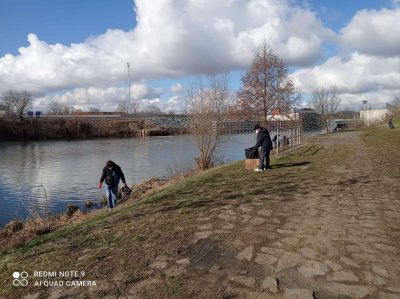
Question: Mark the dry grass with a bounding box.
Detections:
[0,171,202,252]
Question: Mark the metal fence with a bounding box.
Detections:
[265,120,302,156]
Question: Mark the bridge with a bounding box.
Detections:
[329,119,357,132]
[40,112,322,133]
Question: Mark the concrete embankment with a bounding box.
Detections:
[0,118,180,141]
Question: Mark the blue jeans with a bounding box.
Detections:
[105,184,118,209]
[258,148,271,170]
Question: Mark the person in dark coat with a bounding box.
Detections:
[98,160,127,211]
[272,134,279,148]
[253,124,273,171]
[388,118,395,129]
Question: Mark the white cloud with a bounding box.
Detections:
[33,82,164,112]
[4,1,399,111]
[338,90,399,109]
[293,52,400,106]
[0,0,334,97]
[171,83,184,94]
[140,95,187,113]
[292,6,400,108]
[166,95,188,112]
[340,8,400,57]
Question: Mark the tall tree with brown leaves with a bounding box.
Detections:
[237,42,300,124]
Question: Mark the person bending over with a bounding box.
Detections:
[98,160,127,211]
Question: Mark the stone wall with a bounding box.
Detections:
[146,115,190,129]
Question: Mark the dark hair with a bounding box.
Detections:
[106,160,116,168]
[254,124,261,130]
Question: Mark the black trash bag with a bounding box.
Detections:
[121,186,132,197]
[245,147,259,159]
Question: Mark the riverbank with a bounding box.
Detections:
[0,120,399,298]
[0,117,182,142]
[0,176,183,250]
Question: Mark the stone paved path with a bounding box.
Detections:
[16,131,400,299]
[183,131,400,298]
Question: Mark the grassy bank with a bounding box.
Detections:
[361,117,400,181]
[0,120,399,298]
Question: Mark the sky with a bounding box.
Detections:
[0,0,400,112]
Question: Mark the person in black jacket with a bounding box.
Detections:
[98,160,127,211]
[388,118,395,129]
[253,124,273,172]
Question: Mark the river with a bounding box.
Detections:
[0,132,322,226]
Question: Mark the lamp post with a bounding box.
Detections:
[362,100,367,110]
[362,100,367,125]
[127,62,131,115]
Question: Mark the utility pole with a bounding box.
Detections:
[127,62,131,115]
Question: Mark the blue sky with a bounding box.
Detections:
[0,0,135,56]
[305,0,393,28]
[0,0,399,111]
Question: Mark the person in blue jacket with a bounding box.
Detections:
[253,124,273,172]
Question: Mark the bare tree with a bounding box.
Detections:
[187,74,230,170]
[237,42,300,124]
[118,101,140,114]
[89,107,100,113]
[386,96,400,115]
[0,104,10,116]
[117,100,130,114]
[47,101,73,115]
[393,97,400,107]
[392,97,400,107]
[2,90,32,120]
[167,110,176,115]
[311,86,341,133]
[131,101,140,114]
[145,104,163,115]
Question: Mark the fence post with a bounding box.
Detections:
[290,128,293,148]
[297,127,300,148]
[276,127,279,155]
[299,126,302,147]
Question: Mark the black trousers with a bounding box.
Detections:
[258,148,271,170]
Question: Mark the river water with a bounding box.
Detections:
[0,134,256,226]
[0,132,322,226]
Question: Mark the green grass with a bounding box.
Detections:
[167,277,184,295]
[393,116,400,128]
[361,117,400,180]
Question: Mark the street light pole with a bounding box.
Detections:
[362,99,367,125]
[127,62,131,115]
